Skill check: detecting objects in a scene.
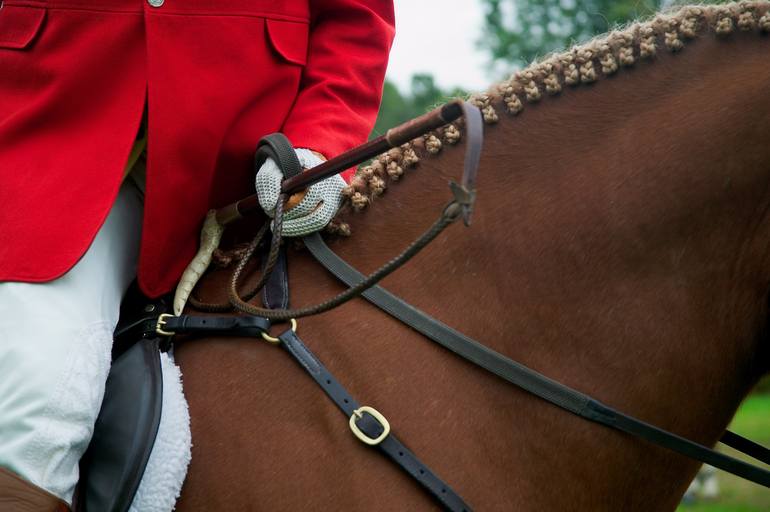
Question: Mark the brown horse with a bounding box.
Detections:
[174,3,770,510]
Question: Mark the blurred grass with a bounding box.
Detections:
[677,395,770,512]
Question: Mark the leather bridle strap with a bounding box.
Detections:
[720,430,770,467]
[278,328,471,512]
[225,102,484,321]
[154,249,471,509]
[254,133,303,179]
[302,232,770,487]
[150,319,472,509]
[156,314,271,337]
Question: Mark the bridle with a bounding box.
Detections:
[154,101,770,510]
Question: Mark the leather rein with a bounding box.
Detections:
[163,101,770,510]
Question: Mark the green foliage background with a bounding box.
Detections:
[372,74,467,137]
[479,0,661,67]
[676,396,770,511]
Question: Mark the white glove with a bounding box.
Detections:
[255,148,346,237]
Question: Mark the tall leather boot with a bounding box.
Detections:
[0,467,70,511]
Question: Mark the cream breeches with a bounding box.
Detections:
[0,179,143,504]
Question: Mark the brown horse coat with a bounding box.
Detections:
[175,3,770,510]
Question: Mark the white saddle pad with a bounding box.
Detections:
[129,352,192,512]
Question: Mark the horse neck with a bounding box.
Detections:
[335,30,770,507]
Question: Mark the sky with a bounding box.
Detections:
[385,0,495,94]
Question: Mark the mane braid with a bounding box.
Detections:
[325,1,770,237]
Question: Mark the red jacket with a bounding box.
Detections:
[0,0,394,297]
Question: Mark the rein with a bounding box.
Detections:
[187,99,477,315]
[193,101,482,320]
[302,232,770,486]
[168,100,770,509]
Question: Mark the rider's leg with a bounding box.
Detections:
[0,179,143,507]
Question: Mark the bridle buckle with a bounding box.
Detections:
[349,406,390,446]
[155,313,175,336]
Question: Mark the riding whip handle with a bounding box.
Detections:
[215,100,466,225]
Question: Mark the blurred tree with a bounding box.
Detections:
[372,74,467,135]
[375,1,737,133]
[409,74,454,115]
[372,80,412,136]
[478,0,663,67]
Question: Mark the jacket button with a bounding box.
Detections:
[147,0,164,6]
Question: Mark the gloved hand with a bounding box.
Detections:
[255,147,346,237]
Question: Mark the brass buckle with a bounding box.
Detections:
[349,406,390,446]
[261,318,297,345]
[155,313,175,336]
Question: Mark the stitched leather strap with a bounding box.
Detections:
[254,133,303,179]
[114,286,174,354]
[303,232,770,488]
[457,100,483,225]
[721,430,770,465]
[278,329,471,512]
[159,315,270,337]
[262,244,289,310]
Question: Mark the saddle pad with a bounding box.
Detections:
[79,338,163,511]
[78,341,191,512]
[129,351,191,512]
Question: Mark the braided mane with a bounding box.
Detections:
[325,1,770,237]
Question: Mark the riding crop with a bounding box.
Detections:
[173,100,470,315]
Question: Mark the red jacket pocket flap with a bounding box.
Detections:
[0,5,46,49]
[265,18,308,66]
